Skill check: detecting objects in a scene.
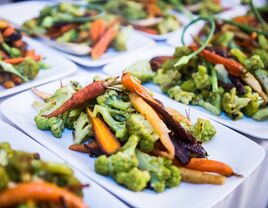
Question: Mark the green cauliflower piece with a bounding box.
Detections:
[15,57,40,80]
[126,114,159,152]
[222,88,251,120]
[114,167,151,192]
[157,15,180,34]
[112,26,132,51]
[95,135,139,175]
[154,68,182,92]
[242,86,263,117]
[96,90,132,111]
[168,86,195,105]
[65,109,82,130]
[125,60,155,83]
[254,49,268,69]
[180,79,196,92]
[73,112,93,144]
[190,118,216,142]
[192,65,211,90]
[245,55,264,72]
[93,105,128,141]
[136,150,181,192]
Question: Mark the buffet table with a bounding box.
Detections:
[0,1,267,208]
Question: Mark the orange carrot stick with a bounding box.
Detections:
[91,24,119,59]
[0,181,87,208]
[3,26,15,37]
[90,19,106,43]
[3,57,24,64]
[184,158,241,177]
[87,108,121,155]
[13,39,24,48]
[133,25,158,35]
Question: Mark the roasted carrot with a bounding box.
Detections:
[87,108,121,155]
[69,144,90,153]
[184,158,241,177]
[3,57,24,64]
[3,26,15,37]
[180,167,225,185]
[0,181,87,208]
[91,24,119,59]
[122,73,156,104]
[133,25,158,35]
[45,81,107,118]
[190,45,246,77]
[90,19,106,43]
[25,50,35,57]
[166,107,192,126]
[129,92,175,159]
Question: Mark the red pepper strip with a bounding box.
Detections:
[190,45,246,77]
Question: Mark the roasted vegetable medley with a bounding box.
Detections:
[23,2,130,59]
[0,142,86,207]
[103,0,180,35]
[0,20,46,89]
[32,73,238,193]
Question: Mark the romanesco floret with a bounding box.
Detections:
[73,112,93,144]
[190,118,216,142]
[93,105,127,141]
[125,60,155,83]
[136,150,181,192]
[168,86,195,105]
[222,88,251,120]
[126,114,159,152]
[95,135,139,176]
[154,68,182,92]
[192,65,211,90]
[114,167,151,192]
[242,86,263,117]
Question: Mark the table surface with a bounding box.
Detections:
[0,1,267,208]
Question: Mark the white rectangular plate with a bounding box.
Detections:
[104,46,268,139]
[0,1,155,67]
[166,5,248,47]
[0,36,77,98]
[0,120,127,208]
[1,74,265,208]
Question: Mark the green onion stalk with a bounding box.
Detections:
[174,16,215,67]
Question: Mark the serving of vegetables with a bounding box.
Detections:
[125,10,268,121]
[99,0,180,35]
[22,2,130,59]
[0,20,46,89]
[0,142,87,207]
[32,73,239,193]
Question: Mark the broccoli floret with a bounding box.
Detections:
[114,167,151,192]
[157,15,180,34]
[222,88,251,120]
[136,150,181,192]
[125,60,155,83]
[192,65,211,90]
[34,115,65,138]
[96,90,132,111]
[95,135,139,175]
[93,105,127,141]
[126,114,159,152]
[168,86,195,105]
[15,57,40,80]
[180,79,196,92]
[242,86,263,117]
[65,109,82,130]
[190,118,216,142]
[50,117,65,138]
[73,112,93,144]
[154,68,182,92]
